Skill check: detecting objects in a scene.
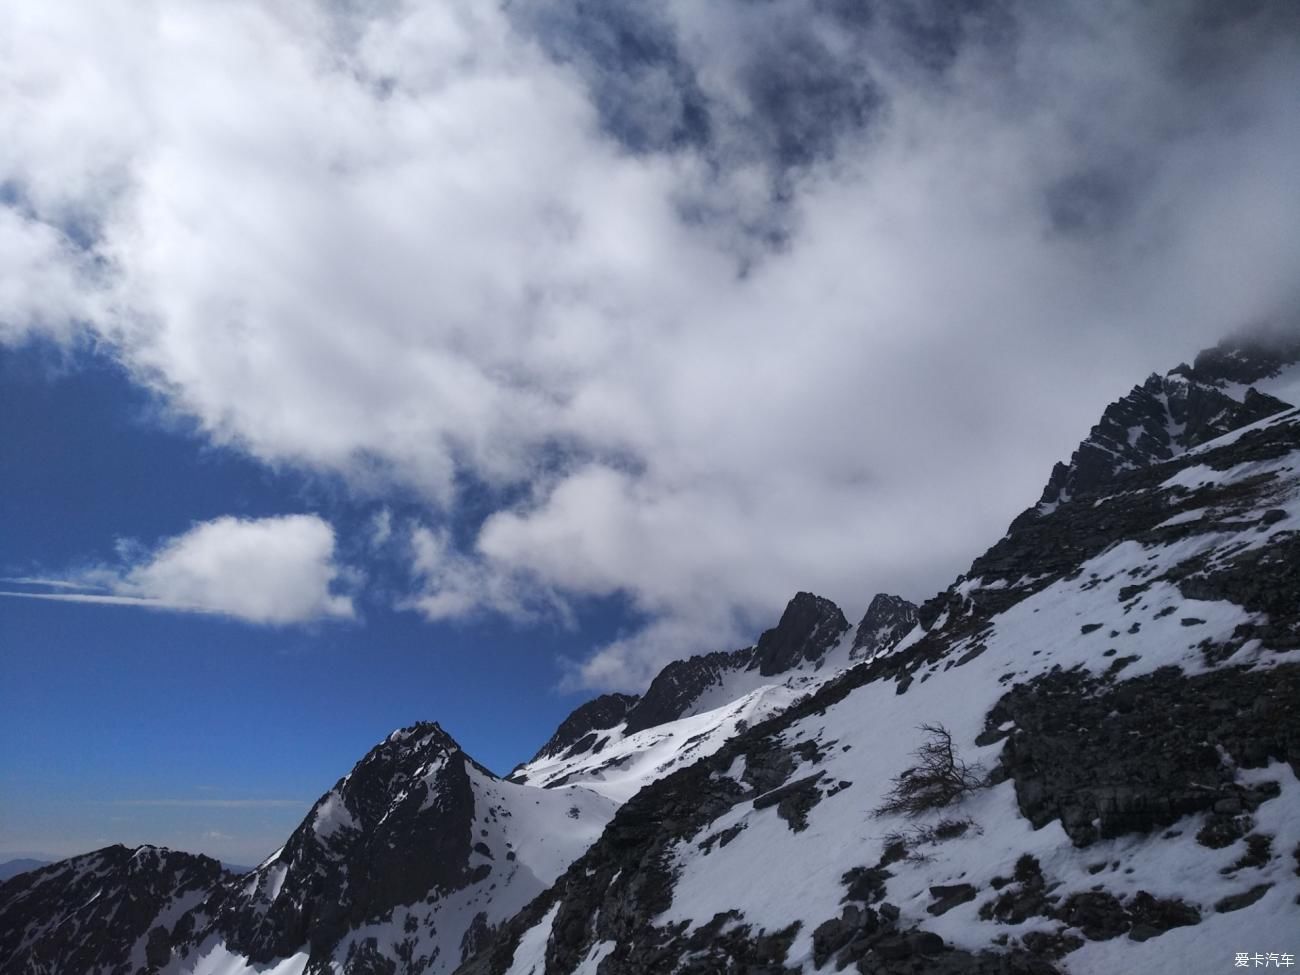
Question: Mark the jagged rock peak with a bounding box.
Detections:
[212,719,487,965]
[522,592,853,777]
[1031,329,1299,515]
[851,593,918,659]
[327,720,473,823]
[1187,321,1300,385]
[622,646,755,736]
[1035,374,1287,511]
[384,719,458,748]
[750,591,850,676]
[0,845,227,975]
[529,692,641,763]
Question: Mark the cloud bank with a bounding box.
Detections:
[2,515,355,625]
[2,0,1298,685]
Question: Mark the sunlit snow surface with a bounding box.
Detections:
[156,408,1299,975]
[512,633,874,802]
[164,940,309,975]
[503,904,560,975]
[504,411,1300,975]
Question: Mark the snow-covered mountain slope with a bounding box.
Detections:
[510,681,823,803]
[527,694,641,766]
[621,592,851,735]
[148,723,616,975]
[0,845,228,975]
[512,592,917,800]
[5,330,1299,975]
[460,377,1300,973]
[0,596,912,975]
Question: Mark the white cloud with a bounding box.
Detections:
[2,0,1298,685]
[0,208,100,343]
[108,799,308,809]
[401,523,566,625]
[367,509,394,549]
[1,515,355,625]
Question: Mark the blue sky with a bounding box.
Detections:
[1,1,1297,866]
[0,339,642,863]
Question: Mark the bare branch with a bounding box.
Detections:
[873,723,986,818]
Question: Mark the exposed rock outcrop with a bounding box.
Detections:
[528,693,640,763]
[623,646,757,735]
[749,591,850,677]
[0,845,227,975]
[852,593,918,659]
[1030,328,1298,516]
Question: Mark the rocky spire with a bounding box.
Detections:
[851,593,918,659]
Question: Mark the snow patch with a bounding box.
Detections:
[503,904,561,975]
[312,791,355,838]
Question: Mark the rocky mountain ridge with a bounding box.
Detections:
[3,329,1298,975]
[508,591,915,799]
[0,845,228,975]
[851,593,919,660]
[455,335,1300,975]
[0,581,900,975]
[1030,329,1300,517]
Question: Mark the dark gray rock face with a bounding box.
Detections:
[988,664,1299,847]
[0,845,227,975]
[1191,325,1300,386]
[808,899,1056,975]
[1215,884,1272,914]
[549,592,849,742]
[1030,329,1298,515]
[852,593,918,658]
[205,722,485,968]
[978,858,1200,946]
[924,410,1300,640]
[1035,377,1288,512]
[1178,532,1300,652]
[749,591,850,676]
[621,646,757,735]
[928,884,978,916]
[528,693,640,763]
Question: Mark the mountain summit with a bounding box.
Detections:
[1032,328,1300,516]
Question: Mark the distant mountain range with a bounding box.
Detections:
[0,859,50,883]
[3,326,1298,974]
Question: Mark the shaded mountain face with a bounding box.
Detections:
[508,673,816,801]
[851,593,918,659]
[1192,325,1300,387]
[621,646,758,736]
[529,693,640,764]
[0,845,226,975]
[203,722,486,966]
[459,342,1300,975]
[92,723,615,975]
[512,591,861,798]
[750,591,851,677]
[622,590,850,735]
